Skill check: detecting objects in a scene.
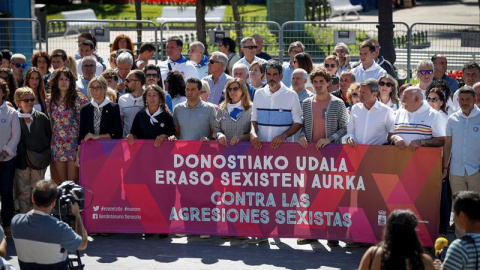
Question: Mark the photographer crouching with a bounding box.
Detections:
[11,180,88,270]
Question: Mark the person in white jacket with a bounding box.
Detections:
[351,41,387,83]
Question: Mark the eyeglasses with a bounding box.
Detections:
[146,74,159,78]
[21,98,35,103]
[379,81,393,87]
[209,59,221,65]
[243,46,257,50]
[125,78,139,83]
[351,93,359,98]
[227,86,240,92]
[426,97,439,103]
[418,69,433,75]
[324,63,336,68]
[14,63,27,69]
[89,86,103,91]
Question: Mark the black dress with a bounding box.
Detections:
[78,102,123,144]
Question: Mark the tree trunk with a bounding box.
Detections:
[230,0,243,48]
[311,0,316,21]
[378,0,396,64]
[135,0,142,55]
[196,0,208,54]
[305,0,310,21]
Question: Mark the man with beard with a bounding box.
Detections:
[118,70,145,137]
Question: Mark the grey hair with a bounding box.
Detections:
[360,78,379,93]
[240,37,255,48]
[416,60,434,71]
[116,52,134,65]
[87,76,108,98]
[405,85,424,98]
[232,63,249,75]
[335,42,349,54]
[189,41,205,52]
[288,41,305,53]
[82,56,96,65]
[292,68,308,80]
[211,51,228,72]
[340,70,355,82]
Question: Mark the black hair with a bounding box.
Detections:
[265,59,283,75]
[221,37,236,53]
[186,77,202,90]
[453,191,480,221]
[32,180,58,208]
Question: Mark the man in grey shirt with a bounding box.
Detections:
[170,77,216,141]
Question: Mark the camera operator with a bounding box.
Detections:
[11,180,88,270]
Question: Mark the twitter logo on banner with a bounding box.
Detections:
[93,206,100,211]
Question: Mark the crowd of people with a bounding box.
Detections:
[1,32,480,269]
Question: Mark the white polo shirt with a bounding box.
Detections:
[158,55,199,89]
[390,102,446,145]
[346,100,395,145]
[118,93,144,138]
[251,83,302,142]
[352,62,387,83]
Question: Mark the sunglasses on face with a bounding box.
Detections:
[14,63,27,69]
[125,78,138,83]
[228,86,240,92]
[209,59,221,65]
[426,97,439,103]
[379,81,393,87]
[21,98,35,103]
[324,63,336,68]
[146,74,159,78]
[418,69,433,75]
[243,46,257,50]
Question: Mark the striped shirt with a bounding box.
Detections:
[443,234,480,270]
[390,102,446,145]
[251,83,302,142]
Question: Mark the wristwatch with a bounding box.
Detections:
[328,135,335,142]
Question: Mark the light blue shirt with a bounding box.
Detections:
[446,106,480,176]
[203,73,233,105]
[282,62,294,88]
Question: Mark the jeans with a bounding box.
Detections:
[0,158,15,227]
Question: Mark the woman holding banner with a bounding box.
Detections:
[358,209,434,270]
[213,78,252,146]
[78,76,122,158]
[126,84,175,147]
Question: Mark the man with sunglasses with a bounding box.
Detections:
[118,70,146,138]
[388,86,445,151]
[236,37,267,70]
[282,41,305,88]
[351,41,386,83]
[143,64,173,112]
[416,60,435,97]
[10,54,27,87]
[203,52,232,105]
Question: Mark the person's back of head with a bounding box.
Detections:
[32,180,57,208]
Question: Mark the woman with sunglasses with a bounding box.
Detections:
[0,78,20,236]
[249,61,265,90]
[24,68,48,113]
[127,84,175,146]
[214,78,252,146]
[78,76,122,163]
[324,55,340,92]
[293,52,314,92]
[0,68,18,106]
[346,82,361,114]
[46,68,88,184]
[416,60,435,97]
[30,51,51,78]
[13,87,51,213]
[143,64,173,112]
[378,74,400,111]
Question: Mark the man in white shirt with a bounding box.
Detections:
[76,56,97,98]
[118,70,145,138]
[345,78,394,146]
[388,86,445,150]
[158,36,199,87]
[351,41,386,83]
[188,41,209,79]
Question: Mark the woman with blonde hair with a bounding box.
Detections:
[346,82,361,113]
[66,56,78,79]
[24,67,47,113]
[214,78,252,146]
[249,61,265,90]
[14,87,51,213]
[378,74,400,111]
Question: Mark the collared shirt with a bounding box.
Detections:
[433,74,459,93]
[77,59,104,77]
[282,62,294,87]
[346,100,395,145]
[446,106,480,176]
[190,55,209,79]
[251,82,302,142]
[351,61,387,83]
[118,93,144,138]
[203,73,233,105]
[390,102,446,145]
[75,76,90,98]
[173,100,216,140]
[0,102,20,161]
[236,56,267,70]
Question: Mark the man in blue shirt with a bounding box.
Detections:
[11,180,88,270]
[432,54,458,93]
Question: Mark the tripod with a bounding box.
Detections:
[67,250,84,270]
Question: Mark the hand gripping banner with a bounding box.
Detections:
[80,140,442,246]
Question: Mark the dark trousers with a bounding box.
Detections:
[439,178,452,235]
[0,158,15,227]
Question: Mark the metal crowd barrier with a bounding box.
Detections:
[0,18,42,62]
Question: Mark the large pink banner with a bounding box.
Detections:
[80,140,442,246]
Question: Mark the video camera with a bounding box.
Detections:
[51,181,85,219]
